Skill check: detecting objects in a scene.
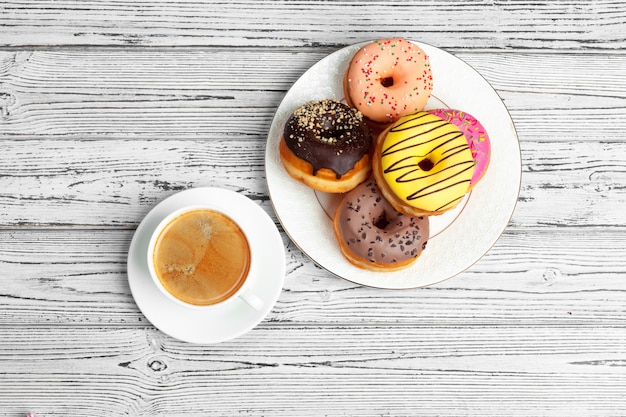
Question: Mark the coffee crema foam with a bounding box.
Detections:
[152,209,251,306]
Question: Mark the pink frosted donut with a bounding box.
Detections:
[344,38,433,124]
[428,109,491,189]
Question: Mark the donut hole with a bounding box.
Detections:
[418,158,434,171]
[380,77,394,87]
[373,212,390,230]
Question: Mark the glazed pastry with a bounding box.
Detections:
[344,38,433,127]
[429,109,490,189]
[333,178,429,272]
[372,112,475,216]
[280,99,373,193]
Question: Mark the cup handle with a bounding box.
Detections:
[238,289,264,311]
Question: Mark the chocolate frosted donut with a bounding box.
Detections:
[284,99,372,177]
[333,178,429,272]
[279,99,373,193]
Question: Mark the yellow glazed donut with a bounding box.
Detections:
[372,112,475,217]
[344,38,433,125]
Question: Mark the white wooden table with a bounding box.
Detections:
[1,1,625,415]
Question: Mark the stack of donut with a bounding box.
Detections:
[279,38,491,272]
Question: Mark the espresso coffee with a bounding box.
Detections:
[152,209,251,306]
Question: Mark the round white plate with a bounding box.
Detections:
[127,187,285,344]
[265,40,521,289]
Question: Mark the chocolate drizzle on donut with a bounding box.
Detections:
[382,112,475,212]
[283,99,372,178]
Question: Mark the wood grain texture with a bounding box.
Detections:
[1,50,625,138]
[1,325,625,416]
[1,0,625,50]
[1,138,625,228]
[2,1,626,415]
[1,228,625,326]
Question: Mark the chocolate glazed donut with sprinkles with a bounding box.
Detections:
[279,99,373,193]
[333,178,429,272]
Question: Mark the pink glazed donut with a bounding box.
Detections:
[344,38,433,125]
[428,109,491,189]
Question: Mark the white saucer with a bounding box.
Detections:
[127,187,285,344]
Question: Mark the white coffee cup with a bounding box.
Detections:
[147,206,263,311]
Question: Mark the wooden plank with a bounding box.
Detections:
[0,325,625,416]
[0,0,624,50]
[1,50,625,138]
[2,49,625,100]
[0,138,625,228]
[1,228,625,326]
